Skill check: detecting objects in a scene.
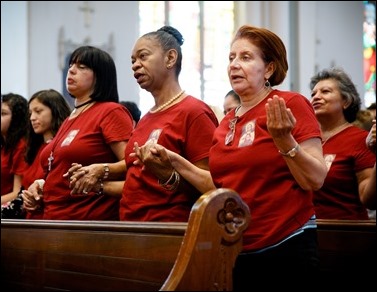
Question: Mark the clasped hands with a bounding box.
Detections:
[63,163,103,195]
[22,181,44,212]
[131,141,176,182]
[22,163,104,211]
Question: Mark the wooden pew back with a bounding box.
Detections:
[1,188,250,291]
[316,218,376,284]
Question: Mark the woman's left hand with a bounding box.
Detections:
[265,95,296,142]
[64,163,101,195]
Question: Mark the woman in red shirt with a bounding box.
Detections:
[1,93,28,211]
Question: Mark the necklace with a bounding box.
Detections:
[235,88,273,116]
[47,102,92,172]
[321,122,350,146]
[75,99,94,109]
[72,99,94,114]
[149,90,185,113]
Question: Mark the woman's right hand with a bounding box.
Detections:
[21,181,43,212]
[131,142,175,181]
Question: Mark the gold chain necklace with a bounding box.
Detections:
[321,122,350,146]
[149,90,185,113]
[236,88,272,116]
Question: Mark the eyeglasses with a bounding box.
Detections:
[225,117,238,145]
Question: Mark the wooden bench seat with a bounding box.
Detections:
[2,190,376,290]
[1,188,250,291]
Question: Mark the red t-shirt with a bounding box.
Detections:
[40,102,133,220]
[1,138,27,196]
[120,96,219,222]
[210,89,321,251]
[314,126,375,220]
[22,143,48,219]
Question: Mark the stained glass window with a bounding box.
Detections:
[363,1,376,107]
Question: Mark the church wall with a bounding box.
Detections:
[1,1,367,108]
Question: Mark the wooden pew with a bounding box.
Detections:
[1,188,250,291]
[316,218,376,286]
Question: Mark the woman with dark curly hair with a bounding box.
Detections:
[1,93,28,206]
[2,89,71,219]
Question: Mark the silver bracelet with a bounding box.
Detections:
[158,170,180,191]
[278,143,300,158]
[158,170,175,186]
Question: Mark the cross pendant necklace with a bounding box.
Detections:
[48,151,54,172]
[46,101,93,173]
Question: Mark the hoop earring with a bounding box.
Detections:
[264,80,271,88]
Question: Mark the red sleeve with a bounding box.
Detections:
[1,139,27,195]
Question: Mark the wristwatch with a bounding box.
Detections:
[279,144,300,158]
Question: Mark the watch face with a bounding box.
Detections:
[279,144,299,157]
[289,145,299,157]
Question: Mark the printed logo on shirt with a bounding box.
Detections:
[61,130,80,146]
[147,129,162,144]
[324,154,336,172]
[238,120,256,147]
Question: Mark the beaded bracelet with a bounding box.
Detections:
[97,179,104,196]
[102,164,109,180]
[158,170,180,191]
